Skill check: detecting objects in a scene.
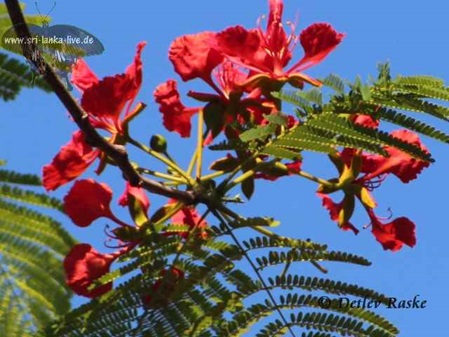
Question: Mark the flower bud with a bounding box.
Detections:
[150,134,167,153]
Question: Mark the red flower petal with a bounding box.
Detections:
[216,26,268,73]
[81,75,130,119]
[80,42,146,126]
[268,0,284,26]
[265,0,291,67]
[64,244,117,298]
[42,131,99,191]
[214,61,248,95]
[291,23,345,72]
[352,114,379,129]
[64,179,114,227]
[317,193,359,234]
[154,79,199,137]
[124,41,146,103]
[118,182,150,214]
[170,204,208,239]
[368,211,416,251]
[169,32,223,82]
[71,59,99,91]
[361,130,430,183]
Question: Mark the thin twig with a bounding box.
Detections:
[212,209,297,337]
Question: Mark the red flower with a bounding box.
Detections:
[169,32,223,82]
[215,0,344,87]
[118,182,150,214]
[317,193,359,234]
[43,43,147,191]
[43,131,100,191]
[167,203,208,239]
[64,179,126,227]
[154,80,200,137]
[64,244,121,298]
[317,128,428,250]
[367,210,416,251]
[71,58,99,90]
[72,42,146,135]
[351,114,379,128]
[359,130,430,183]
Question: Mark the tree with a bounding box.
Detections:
[2,0,448,336]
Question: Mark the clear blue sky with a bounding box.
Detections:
[1,0,448,336]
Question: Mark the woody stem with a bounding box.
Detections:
[4,0,196,205]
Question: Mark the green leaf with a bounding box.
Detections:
[322,74,345,94]
[0,164,76,335]
[241,177,254,200]
[239,124,277,142]
[229,217,280,228]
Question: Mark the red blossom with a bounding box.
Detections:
[64,179,118,227]
[213,61,249,97]
[367,210,416,251]
[72,42,146,135]
[290,23,345,75]
[42,131,100,191]
[167,202,208,239]
[215,0,345,87]
[64,244,121,298]
[317,193,359,234]
[154,79,199,137]
[360,130,430,183]
[169,32,223,82]
[71,58,99,90]
[43,43,147,191]
[351,114,379,128]
[118,182,150,214]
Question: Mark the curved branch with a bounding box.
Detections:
[4,0,195,204]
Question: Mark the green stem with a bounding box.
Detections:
[219,204,328,273]
[200,170,227,182]
[154,201,185,225]
[127,136,194,185]
[227,169,256,191]
[297,170,334,186]
[212,209,297,337]
[218,205,280,238]
[186,148,197,176]
[196,109,204,179]
[136,167,187,183]
[217,152,260,192]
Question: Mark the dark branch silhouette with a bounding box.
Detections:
[4,0,195,205]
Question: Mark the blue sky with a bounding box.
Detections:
[1,0,448,335]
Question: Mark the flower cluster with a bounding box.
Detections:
[42,45,208,298]
[317,115,429,251]
[62,179,206,298]
[154,0,345,139]
[43,42,146,191]
[41,0,432,301]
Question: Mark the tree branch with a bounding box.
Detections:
[4,0,195,204]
